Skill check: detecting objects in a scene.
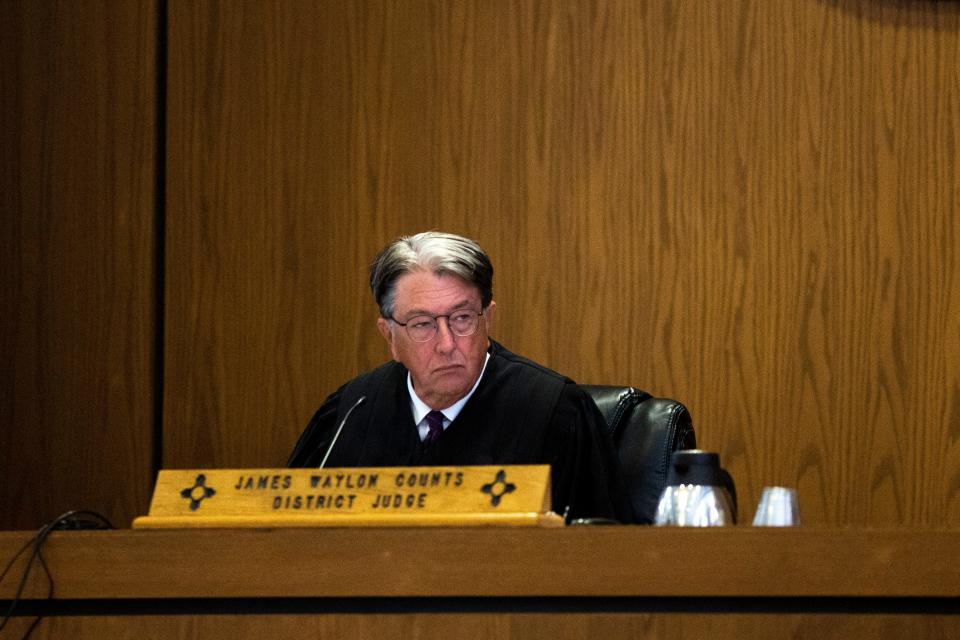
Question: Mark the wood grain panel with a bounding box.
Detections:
[5,527,960,640]
[15,613,960,640]
[165,0,960,525]
[4,528,959,599]
[0,0,157,529]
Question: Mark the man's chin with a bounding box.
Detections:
[428,375,472,401]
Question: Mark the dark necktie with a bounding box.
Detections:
[424,410,445,446]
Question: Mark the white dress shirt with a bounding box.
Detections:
[407,352,491,441]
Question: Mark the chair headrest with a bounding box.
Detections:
[581,383,696,524]
[579,385,651,436]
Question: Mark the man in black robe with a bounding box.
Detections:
[288,232,633,523]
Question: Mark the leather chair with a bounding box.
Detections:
[582,385,697,524]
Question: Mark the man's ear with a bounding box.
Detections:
[377,317,400,362]
[484,300,497,332]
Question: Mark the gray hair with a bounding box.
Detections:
[370,231,494,319]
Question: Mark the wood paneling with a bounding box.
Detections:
[165,0,960,525]
[4,528,960,639]
[0,1,157,529]
[4,528,959,598]
[13,613,960,640]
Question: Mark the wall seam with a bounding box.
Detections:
[152,0,168,484]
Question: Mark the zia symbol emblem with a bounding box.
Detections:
[181,474,217,511]
[481,469,516,507]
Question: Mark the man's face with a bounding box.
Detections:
[377,270,495,410]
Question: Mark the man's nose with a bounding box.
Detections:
[434,317,456,352]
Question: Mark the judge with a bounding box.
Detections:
[288,231,633,523]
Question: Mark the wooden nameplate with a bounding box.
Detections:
[132,465,563,529]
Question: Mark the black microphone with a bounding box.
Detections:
[318,396,366,468]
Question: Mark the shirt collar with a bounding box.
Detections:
[408,351,491,426]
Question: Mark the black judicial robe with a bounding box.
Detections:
[287,340,634,523]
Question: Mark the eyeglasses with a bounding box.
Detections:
[390,309,485,343]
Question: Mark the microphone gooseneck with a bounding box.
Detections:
[318,395,366,469]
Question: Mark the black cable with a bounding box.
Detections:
[16,543,54,640]
[0,540,37,622]
[0,523,51,634]
[0,510,114,638]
